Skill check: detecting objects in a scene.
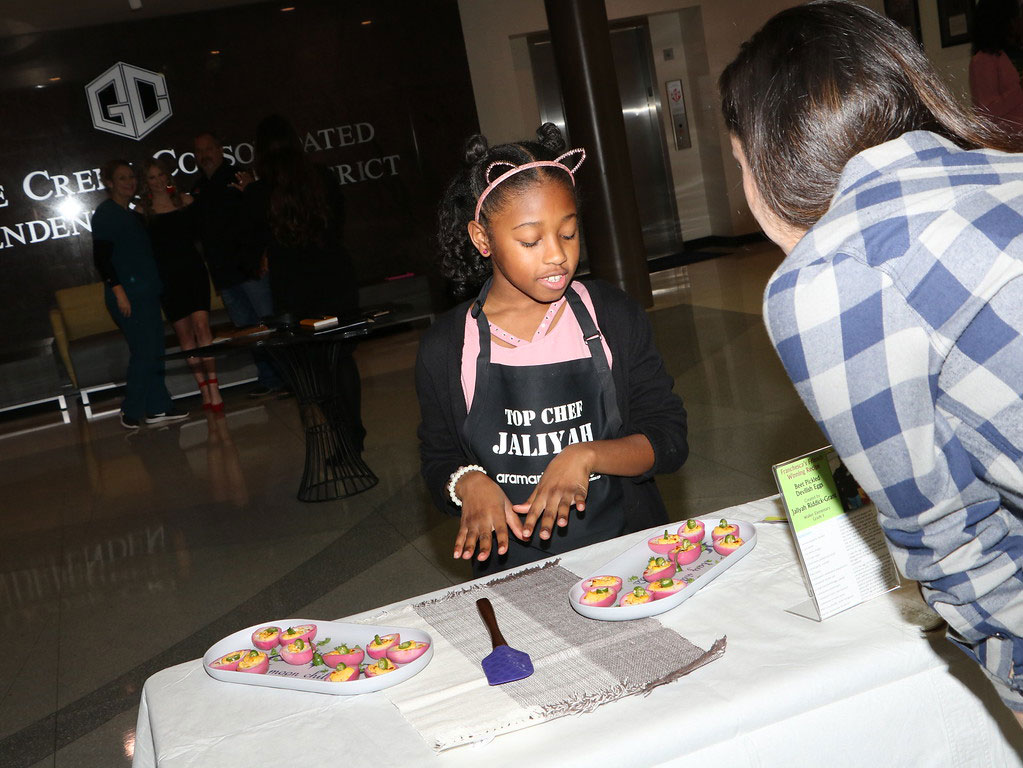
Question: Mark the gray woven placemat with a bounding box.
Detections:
[414,559,725,717]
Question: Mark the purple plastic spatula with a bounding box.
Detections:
[476,597,534,685]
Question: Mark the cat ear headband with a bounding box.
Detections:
[473,148,586,223]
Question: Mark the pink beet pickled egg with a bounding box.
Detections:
[209,649,248,671]
[714,533,744,556]
[322,643,364,668]
[670,538,701,566]
[643,556,675,583]
[365,658,399,677]
[583,575,623,592]
[328,663,360,682]
[648,578,686,599]
[251,626,281,650]
[236,649,269,674]
[677,518,706,544]
[619,586,653,606]
[279,624,317,645]
[579,587,617,607]
[279,637,315,665]
[386,640,430,664]
[366,633,399,660]
[711,519,738,541]
[648,530,682,555]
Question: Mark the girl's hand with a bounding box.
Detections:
[454,472,525,561]
[512,444,594,540]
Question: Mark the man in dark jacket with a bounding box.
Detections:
[192,131,283,396]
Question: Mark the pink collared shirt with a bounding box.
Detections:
[460,281,613,410]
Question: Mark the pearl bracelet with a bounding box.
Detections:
[447,464,486,506]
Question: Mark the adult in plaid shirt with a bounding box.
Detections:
[721,1,1023,719]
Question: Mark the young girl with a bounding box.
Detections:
[721,1,1023,719]
[417,123,687,576]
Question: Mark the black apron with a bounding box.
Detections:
[463,279,625,576]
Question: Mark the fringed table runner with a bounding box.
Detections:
[363,560,725,752]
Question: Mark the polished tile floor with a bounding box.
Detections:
[0,243,830,767]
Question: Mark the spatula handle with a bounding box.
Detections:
[476,597,507,649]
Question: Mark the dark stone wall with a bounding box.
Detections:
[0,0,478,343]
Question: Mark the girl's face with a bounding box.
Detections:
[478,179,580,306]
[146,165,170,195]
[107,165,137,200]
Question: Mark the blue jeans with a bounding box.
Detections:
[220,274,282,389]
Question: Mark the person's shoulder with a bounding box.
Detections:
[212,163,238,184]
[426,299,472,334]
[419,299,472,351]
[91,198,120,228]
[93,197,113,215]
[972,49,1009,62]
[244,177,268,195]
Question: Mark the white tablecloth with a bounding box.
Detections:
[132,497,1023,767]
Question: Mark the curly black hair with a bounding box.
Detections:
[436,122,577,297]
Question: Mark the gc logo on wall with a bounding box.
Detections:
[86,62,172,140]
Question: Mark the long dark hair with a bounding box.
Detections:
[254,113,329,246]
[719,0,1023,231]
[972,0,1020,55]
[436,122,574,297]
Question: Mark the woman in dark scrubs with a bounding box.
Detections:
[92,159,186,429]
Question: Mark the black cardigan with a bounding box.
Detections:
[415,278,688,532]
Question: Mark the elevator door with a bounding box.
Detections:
[528,22,683,261]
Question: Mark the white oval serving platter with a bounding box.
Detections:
[202,618,434,695]
[570,517,757,621]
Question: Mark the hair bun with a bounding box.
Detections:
[535,122,566,153]
[462,134,490,167]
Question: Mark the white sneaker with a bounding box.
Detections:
[145,408,189,425]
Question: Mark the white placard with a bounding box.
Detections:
[773,447,900,621]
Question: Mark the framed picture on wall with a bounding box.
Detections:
[883,0,922,44]
[938,0,976,47]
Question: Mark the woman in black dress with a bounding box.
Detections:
[139,157,223,412]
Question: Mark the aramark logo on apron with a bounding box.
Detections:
[492,400,594,456]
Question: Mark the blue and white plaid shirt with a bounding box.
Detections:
[764,131,1023,708]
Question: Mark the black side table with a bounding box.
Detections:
[166,317,379,502]
[262,333,377,502]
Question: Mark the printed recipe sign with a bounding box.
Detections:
[773,447,899,621]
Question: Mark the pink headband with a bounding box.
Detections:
[473,148,586,223]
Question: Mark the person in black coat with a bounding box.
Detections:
[242,114,364,448]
